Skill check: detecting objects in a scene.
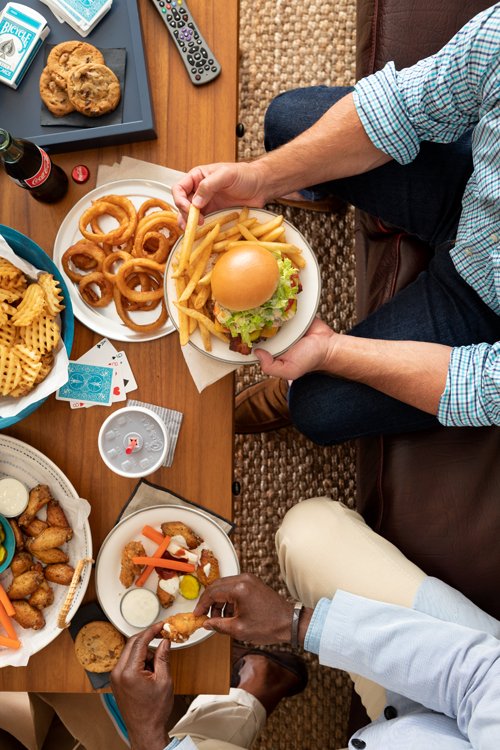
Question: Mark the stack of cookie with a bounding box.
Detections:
[40,41,121,118]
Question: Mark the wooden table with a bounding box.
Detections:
[0,0,238,694]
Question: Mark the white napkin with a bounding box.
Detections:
[0,236,70,420]
[96,156,237,392]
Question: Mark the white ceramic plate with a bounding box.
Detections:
[164,207,322,364]
[95,504,239,649]
[0,436,92,664]
[53,178,177,343]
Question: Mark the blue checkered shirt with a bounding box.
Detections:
[353,4,500,427]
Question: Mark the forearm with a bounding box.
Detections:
[325,334,452,414]
[254,93,391,201]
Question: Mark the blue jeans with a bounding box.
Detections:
[264,86,500,444]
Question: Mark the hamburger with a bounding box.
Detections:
[211,243,302,355]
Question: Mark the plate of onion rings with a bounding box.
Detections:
[53,179,179,342]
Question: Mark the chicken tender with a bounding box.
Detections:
[30,526,73,552]
[160,612,208,643]
[29,580,54,610]
[156,574,179,609]
[9,519,24,550]
[46,499,70,529]
[12,600,45,630]
[25,540,69,564]
[195,549,220,587]
[44,563,75,585]
[160,522,203,550]
[24,519,48,538]
[18,484,52,527]
[119,541,146,588]
[7,570,44,599]
[10,551,33,577]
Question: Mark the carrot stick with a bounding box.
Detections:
[132,556,195,573]
[141,525,164,545]
[0,634,20,650]
[0,584,15,617]
[0,602,17,640]
[135,534,172,588]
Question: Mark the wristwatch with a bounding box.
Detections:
[291,601,304,650]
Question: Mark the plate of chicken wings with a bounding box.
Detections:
[95,505,239,649]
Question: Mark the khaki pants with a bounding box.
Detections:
[1,498,426,749]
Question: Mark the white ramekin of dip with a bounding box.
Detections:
[120,588,160,628]
[0,477,29,517]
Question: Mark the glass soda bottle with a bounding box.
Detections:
[0,128,68,203]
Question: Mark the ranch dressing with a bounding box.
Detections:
[120,588,160,628]
[0,477,28,517]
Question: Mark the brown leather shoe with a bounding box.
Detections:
[235,378,290,434]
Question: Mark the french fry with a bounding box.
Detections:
[251,215,283,238]
[261,227,286,242]
[198,270,213,287]
[239,206,249,221]
[194,285,211,309]
[198,321,212,351]
[174,277,189,345]
[187,223,220,269]
[172,204,200,277]
[237,223,259,242]
[194,211,240,240]
[174,302,229,344]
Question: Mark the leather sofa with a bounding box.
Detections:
[349,0,500,731]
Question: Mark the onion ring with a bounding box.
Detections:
[134,231,171,264]
[80,201,130,244]
[116,259,166,302]
[113,285,168,332]
[102,250,134,283]
[62,241,106,282]
[78,272,114,308]
[137,198,176,222]
[98,195,138,243]
[132,211,180,257]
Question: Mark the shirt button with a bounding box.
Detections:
[384,705,398,720]
[351,741,366,749]
[491,234,498,242]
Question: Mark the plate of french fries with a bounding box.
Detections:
[164,206,321,363]
[54,179,180,343]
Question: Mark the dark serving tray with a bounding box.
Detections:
[0,0,155,153]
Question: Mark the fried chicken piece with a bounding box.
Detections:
[29,526,73,552]
[195,549,220,587]
[9,519,24,550]
[7,570,44,599]
[156,574,179,609]
[12,600,45,630]
[160,612,208,643]
[10,551,33,577]
[25,540,69,565]
[29,580,55,610]
[161,522,203,550]
[18,484,52,527]
[24,519,48,537]
[119,541,146,588]
[44,563,74,585]
[46,499,70,528]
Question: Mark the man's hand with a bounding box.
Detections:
[256,317,338,381]
[194,573,295,645]
[110,622,173,750]
[172,161,268,226]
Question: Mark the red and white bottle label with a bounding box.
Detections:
[25,147,52,188]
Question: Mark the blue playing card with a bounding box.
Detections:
[51,0,109,25]
[56,361,114,406]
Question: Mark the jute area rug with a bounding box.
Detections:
[233,1,358,748]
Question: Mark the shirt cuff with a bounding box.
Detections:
[304,597,331,654]
[438,343,498,426]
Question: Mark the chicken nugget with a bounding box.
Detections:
[161,522,203,550]
[24,519,48,537]
[18,484,52,527]
[44,563,74,585]
[29,580,55,610]
[9,519,24,550]
[195,549,220,587]
[156,573,179,609]
[25,540,69,565]
[12,600,45,630]
[160,612,208,643]
[119,541,146,588]
[10,551,33,577]
[46,499,70,528]
[7,570,44,599]
[30,526,73,552]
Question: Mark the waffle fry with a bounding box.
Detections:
[11,284,46,326]
[0,321,17,348]
[0,344,23,396]
[38,273,65,316]
[9,345,42,397]
[19,315,60,355]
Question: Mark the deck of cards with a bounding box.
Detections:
[56,338,137,408]
[39,0,112,37]
[0,3,50,89]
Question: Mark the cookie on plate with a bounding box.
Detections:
[74,621,125,673]
[67,63,121,117]
[47,41,105,87]
[39,66,75,117]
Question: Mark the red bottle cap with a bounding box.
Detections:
[71,164,90,183]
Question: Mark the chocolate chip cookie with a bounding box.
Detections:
[74,621,125,673]
[39,66,75,117]
[47,41,105,87]
[67,63,121,117]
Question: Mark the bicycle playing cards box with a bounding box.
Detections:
[0,3,49,88]
[39,0,112,37]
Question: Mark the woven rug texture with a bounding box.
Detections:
[234,1,358,748]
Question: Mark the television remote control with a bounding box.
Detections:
[149,0,221,85]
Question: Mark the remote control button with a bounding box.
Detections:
[161,6,166,12]
[191,67,197,74]
[212,66,217,72]
[188,21,194,28]
[187,54,194,64]
[166,2,171,6]
[201,48,208,59]
[159,1,164,5]
[193,52,201,60]
[208,58,213,64]
[204,64,210,71]
[169,20,176,27]
[195,74,201,81]
[182,14,188,22]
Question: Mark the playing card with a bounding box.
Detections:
[110,351,137,394]
[56,362,114,406]
[77,338,118,366]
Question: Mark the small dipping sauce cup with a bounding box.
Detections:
[120,588,160,628]
[98,406,168,478]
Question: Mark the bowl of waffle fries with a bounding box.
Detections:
[54,178,180,343]
[0,226,74,430]
[164,206,321,363]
